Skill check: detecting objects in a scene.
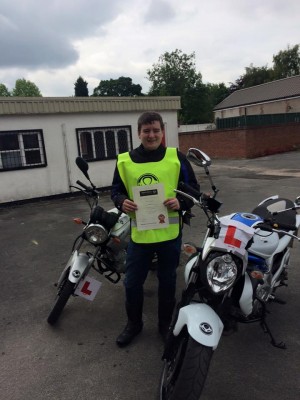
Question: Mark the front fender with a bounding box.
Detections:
[173,303,223,349]
[57,251,91,285]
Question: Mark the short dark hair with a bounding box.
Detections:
[137,111,164,132]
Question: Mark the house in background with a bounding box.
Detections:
[0,96,180,204]
[214,75,300,128]
[179,75,300,159]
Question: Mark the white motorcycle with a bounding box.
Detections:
[47,157,130,325]
[159,148,300,400]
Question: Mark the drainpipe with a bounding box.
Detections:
[61,123,72,191]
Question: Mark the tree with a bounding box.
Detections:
[93,76,143,96]
[229,44,300,93]
[273,44,300,79]
[74,76,89,96]
[206,83,230,118]
[147,49,202,96]
[12,78,42,96]
[0,83,11,96]
[229,64,273,93]
[182,83,211,123]
[147,49,205,123]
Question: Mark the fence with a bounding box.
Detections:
[216,112,300,129]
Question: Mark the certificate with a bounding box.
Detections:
[132,183,169,231]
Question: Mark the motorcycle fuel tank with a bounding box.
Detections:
[248,229,279,258]
[109,208,130,239]
[230,213,279,258]
[108,208,130,250]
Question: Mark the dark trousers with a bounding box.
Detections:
[124,236,182,309]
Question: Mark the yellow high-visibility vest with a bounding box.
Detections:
[117,148,180,243]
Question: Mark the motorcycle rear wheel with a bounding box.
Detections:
[47,280,75,325]
[159,331,213,400]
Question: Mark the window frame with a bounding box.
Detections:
[0,129,47,172]
[76,125,133,161]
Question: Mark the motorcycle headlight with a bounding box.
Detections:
[85,224,108,244]
[206,253,238,294]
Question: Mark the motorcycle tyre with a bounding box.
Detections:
[159,331,213,400]
[47,280,75,325]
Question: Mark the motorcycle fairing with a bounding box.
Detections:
[239,273,254,316]
[202,234,249,272]
[172,303,224,349]
[184,253,199,284]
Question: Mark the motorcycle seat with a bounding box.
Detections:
[252,197,297,231]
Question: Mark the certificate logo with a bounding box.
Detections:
[137,173,159,186]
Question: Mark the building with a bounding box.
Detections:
[214,75,300,128]
[179,76,300,159]
[0,96,180,204]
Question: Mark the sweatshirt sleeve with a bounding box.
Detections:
[177,150,200,211]
[110,162,128,211]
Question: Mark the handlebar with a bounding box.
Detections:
[256,221,297,232]
[71,180,100,197]
[178,181,202,200]
[255,222,299,240]
[76,180,92,191]
[175,187,222,214]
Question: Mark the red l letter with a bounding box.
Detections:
[81,281,92,295]
[224,226,242,248]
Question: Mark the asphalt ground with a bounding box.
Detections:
[1,150,300,400]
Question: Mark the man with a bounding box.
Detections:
[111,111,199,347]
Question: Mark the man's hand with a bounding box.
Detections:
[164,198,180,210]
[122,199,138,213]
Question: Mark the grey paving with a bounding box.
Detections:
[1,150,300,400]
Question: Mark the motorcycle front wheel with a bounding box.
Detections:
[47,280,75,325]
[159,331,213,400]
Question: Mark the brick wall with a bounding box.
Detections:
[178,122,300,158]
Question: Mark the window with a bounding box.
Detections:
[77,125,132,161]
[0,130,47,171]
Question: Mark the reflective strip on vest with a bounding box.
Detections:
[131,216,179,227]
[117,148,180,244]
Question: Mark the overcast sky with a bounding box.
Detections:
[0,0,299,96]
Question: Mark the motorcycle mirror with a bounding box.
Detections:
[187,148,211,168]
[76,157,90,180]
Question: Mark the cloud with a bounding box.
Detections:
[0,0,123,69]
[0,0,299,96]
[144,0,176,23]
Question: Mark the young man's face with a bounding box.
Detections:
[138,120,164,151]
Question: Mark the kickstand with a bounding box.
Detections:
[259,301,286,349]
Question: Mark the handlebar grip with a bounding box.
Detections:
[76,180,91,191]
[178,181,201,199]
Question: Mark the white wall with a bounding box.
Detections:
[0,111,179,203]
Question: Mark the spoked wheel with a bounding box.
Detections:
[47,280,75,325]
[159,330,213,400]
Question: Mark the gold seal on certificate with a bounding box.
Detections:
[132,183,169,231]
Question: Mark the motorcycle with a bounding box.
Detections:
[47,157,130,325]
[159,148,300,400]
